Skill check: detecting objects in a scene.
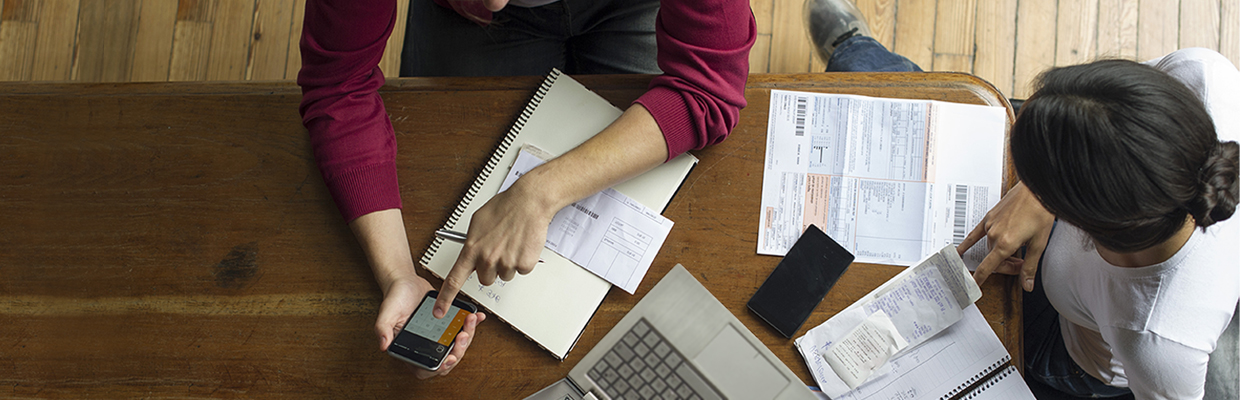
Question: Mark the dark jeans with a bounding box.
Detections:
[402,1,922,77]
[401,0,660,76]
[827,36,923,72]
[1024,221,1133,398]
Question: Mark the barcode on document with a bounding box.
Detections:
[952,185,969,245]
[794,96,808,136]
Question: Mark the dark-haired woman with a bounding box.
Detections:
[960,48,1239,399]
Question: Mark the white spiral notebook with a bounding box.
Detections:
[418,70,698,359]
[805,305,1035,400]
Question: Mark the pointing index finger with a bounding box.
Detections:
[436,260,474,319]
[958,220,987,256]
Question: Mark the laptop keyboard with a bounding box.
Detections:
[587,319,723,400]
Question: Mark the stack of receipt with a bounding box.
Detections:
[794,245,982,397]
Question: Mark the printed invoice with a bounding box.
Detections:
[758,91,1005,267]
[499,147,674,294]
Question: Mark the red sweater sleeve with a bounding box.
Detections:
[298,0,401,222]
[634,0,756,160]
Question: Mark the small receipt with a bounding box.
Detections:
[823,310,909,388]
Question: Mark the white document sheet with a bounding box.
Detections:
[801,306,1033,400]
[499,147,674,294]
[759,91,1004,267]
[794,246,983,397]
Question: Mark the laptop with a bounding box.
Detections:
[525,264,817,400]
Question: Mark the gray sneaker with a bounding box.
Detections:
[805,0,872,63]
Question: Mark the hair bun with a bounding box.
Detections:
[1190,141,1239,227]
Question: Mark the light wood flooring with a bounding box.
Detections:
[1,0,1237,98]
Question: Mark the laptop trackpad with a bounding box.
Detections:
[693,325,789,399]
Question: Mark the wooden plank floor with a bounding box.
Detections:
[0,0,1237,98]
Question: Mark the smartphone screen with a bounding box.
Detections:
[747,224,854,338]
[388,291,475,370]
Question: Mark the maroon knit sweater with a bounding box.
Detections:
[298,0,755,221]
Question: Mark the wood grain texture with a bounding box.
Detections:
[247,0,294,80]
[1097,0,1139,59]
[169,0,215,81]
[0,74,1019,398]
[132,0,179,81]
[0,0,38,81]
[377,0,407,77]
[893,0,935,71]
[1225,0,1240,66]
[751,33,772,73]
[1013,0,1057,98]
[206,0,255,80]
[1180,0,1221,50]
[29,0,77,81]
[769,0,813,72]
[752,0,773,37]
[811,45,826,71]
[750,0,773,72]
[856,0,896,49]
[2,0,1236,85]
[931,0,977,72]
[1055,0,1099,66]
[76,0,140,82]
[973,0,1017,95]
[1138,0,1180,61]
[284,0,304,79]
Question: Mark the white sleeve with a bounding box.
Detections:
[1145,47,1240,143]
[1107,328,1210,400]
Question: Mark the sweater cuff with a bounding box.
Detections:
[635,86,697,162]
[323,161,402,222]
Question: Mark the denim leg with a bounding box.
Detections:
[401,0,660,77]
[401,0,569,77]
[1024,221,1133,398]
[825,36,922,72]
[563,0,660,74]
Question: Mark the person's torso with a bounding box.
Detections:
[1043,220,1239,385]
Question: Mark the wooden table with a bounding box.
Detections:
[0,73,1019,398]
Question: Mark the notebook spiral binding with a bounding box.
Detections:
[959,366,1016,400]
[418,69,564,268]
[938,355,1010,400]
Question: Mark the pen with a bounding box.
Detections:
[435,229,545,263]
[435,229,468,243]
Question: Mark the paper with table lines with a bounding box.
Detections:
[758,91,1005,268]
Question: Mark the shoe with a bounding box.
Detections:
[804,0,872,63]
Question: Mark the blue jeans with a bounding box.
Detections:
[1024,221,1133,398]
[401,0,660,76]
[826,36,922,72]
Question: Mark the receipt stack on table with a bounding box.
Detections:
[794,245,982,397]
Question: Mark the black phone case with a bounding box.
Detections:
[388,291,478,370]
[747,224,854,338]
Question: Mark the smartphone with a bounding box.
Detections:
[747,224,854,338]
[387,290,478,371]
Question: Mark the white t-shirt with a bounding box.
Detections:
[1043,48,1240,400]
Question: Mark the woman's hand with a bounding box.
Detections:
[958,182,1054,291]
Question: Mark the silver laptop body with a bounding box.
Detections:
[525,264,816,400]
